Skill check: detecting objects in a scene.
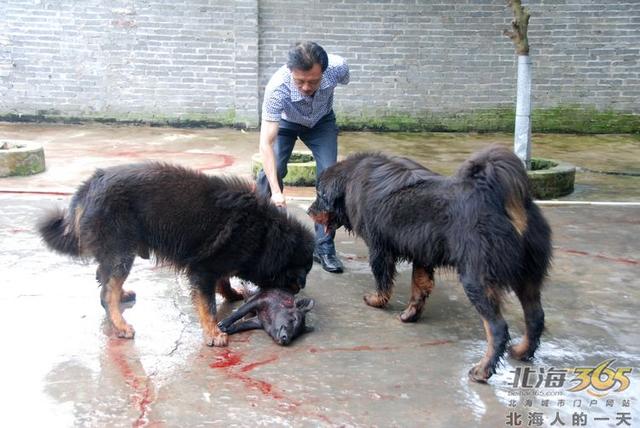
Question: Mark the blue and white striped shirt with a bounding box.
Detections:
[262,54,350,128]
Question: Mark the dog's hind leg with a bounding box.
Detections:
[190,271,228,347]
[461,276,510,383]
[509,283,544,361]
[216,277,244,302]
[98,265,136,307]
[364,249,395,308]
[97,256,136,339]
[399,265,435,322]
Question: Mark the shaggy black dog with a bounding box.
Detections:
[308,146,552,382]
[39,162,314,347]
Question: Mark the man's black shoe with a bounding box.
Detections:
[313,252,344,274]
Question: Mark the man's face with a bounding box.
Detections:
[291,63,323,97]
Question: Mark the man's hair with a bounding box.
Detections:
[287,41,328,72]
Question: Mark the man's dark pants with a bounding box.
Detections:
[256,111,338,256]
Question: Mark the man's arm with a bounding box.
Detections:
[259,119,286,207]
[337,58,349,85]
[328,54,350,85]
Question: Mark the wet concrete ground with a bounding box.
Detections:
[0,123,638,427]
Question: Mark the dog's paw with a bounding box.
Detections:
[468,364,491,383]
[363,292,388,308]
[508,342,535,361]
[115,323,136,339]
[205,332,228,347]
[399,306,421,323]
[121,290,136,303]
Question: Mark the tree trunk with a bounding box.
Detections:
[514,55,532,170]
[504,0,532,169]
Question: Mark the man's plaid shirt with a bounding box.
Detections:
[262,54,350,128]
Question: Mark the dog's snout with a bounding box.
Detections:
[278,326,290,344]
[288,282,301,293]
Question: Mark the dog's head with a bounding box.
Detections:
[307,160,353,234]
[267,214,314,294]
[279,264,311,294]
[267,297,315,345]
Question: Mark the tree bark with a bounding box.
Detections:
[504,0,530,55]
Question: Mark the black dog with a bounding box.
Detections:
[38,162,314,347]
[218,288,314,345]
[308,146,552,382]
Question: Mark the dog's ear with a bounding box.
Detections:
[296,298,315,313]
[317,165,348,209]
[323,179,345,205]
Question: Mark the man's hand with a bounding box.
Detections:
[259,120,286,207]
[271,192,286,207]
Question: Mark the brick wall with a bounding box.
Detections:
[259,0,639,120]
[1,0,638,127]
[0,0,255,125]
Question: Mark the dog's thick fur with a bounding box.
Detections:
[39,162,314,346]
[308,146,552,382]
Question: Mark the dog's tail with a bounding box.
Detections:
[456,145,531,235]
[37,207,82,256]
[37,175,96,257]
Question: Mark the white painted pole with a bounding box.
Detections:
[514,54,532,169]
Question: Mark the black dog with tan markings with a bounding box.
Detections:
[308,146,552,382]
[38,162,314,347]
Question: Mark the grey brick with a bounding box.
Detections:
[1,0,639,125]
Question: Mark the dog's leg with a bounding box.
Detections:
[97,256,136,338]
[103,276,136,339]
[98,265,136,308]
[471,316,508,383]
[189,271,229,347]
[461,277,510,383]
[217,298,261,332]
[399,265,435,322]
[216,277,244,302]
[509,284,544,361]
[364,250,395,308]
[193,288,228,347]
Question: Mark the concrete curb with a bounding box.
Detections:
[251,151,316,186]
[0,140,46,177]
[527,157,576,200]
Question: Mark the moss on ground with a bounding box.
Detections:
[0,110,242,129]
[338,106,639,134]
[1,105,638,134]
